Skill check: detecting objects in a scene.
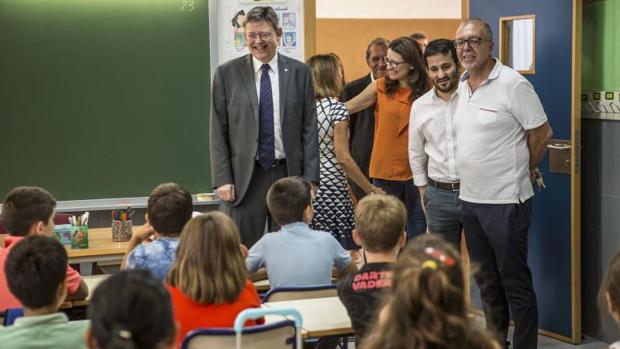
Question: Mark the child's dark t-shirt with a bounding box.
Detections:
[336,262,393,339]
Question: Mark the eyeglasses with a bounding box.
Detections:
[245,32,274,41]
[454,36,488,49]
[383,56,408,69]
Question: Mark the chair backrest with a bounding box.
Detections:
[181,321,296,349]
[54,213,72,225]
[262,285,337,303]
[2,308,24,326]
[181,308,303,349]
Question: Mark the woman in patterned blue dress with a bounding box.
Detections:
[306,54,385,250]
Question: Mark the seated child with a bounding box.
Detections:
[0,235,89,348]
[601,251,620,349]
[166,212,263,346]
[0,186,87,311]
[246,176,357,288]
[337,194,406,340]
[361,234,501,349]
[86,270,176,349]
[122,182,193,281]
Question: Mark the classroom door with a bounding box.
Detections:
[469,0,582,343]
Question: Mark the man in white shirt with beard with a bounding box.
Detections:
[409,39,462,248]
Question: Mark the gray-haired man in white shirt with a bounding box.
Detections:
[454,19,552,349]
[409,39,462,248]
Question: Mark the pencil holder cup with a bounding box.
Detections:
[53,224,72,245]
[71,225,89,249]
[112,220,132,242]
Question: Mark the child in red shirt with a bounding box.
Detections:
[0,186,87,311]
[166,212,263,346]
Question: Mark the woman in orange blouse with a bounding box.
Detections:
[166,212,263,347]
[345,36,430,239]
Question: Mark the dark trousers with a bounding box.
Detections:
[373,178,426,240]
[423,185,462,248]
[461,199,538,349]
[226,162,288,248]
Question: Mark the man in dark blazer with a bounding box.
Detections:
[210,6,319,247]
[341,38,388,200]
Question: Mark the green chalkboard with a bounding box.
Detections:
[0,0,211,200]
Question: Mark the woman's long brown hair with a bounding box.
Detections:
[385,36,430,103]
[360,234,499,349]
[307,54,343,99]
[167,212,246,304]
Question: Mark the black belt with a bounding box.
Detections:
[427,177,460,191]
[256,158,286,168]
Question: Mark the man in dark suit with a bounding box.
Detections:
[341,37,388,200]
[210,6,319,247]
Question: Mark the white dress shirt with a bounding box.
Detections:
[409,87,460,186]
[253,53,284,159]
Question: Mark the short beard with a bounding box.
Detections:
[434,79,458,93]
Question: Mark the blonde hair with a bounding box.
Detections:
[307,54,342,99]
[167,212,246,304]
[361,234,499,349]
[355,195,405,253]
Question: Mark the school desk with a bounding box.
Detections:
[264,296,352,338]
[251,259,365,293]
[253,278,270,292]
[82,274,110,301]
[65,227,129,275]
[48,274,109,312]
[0,228,127,271]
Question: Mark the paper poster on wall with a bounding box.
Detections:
[216,0,304,65]
[239,0,287,3]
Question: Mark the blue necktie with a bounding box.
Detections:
[258,64,275,169]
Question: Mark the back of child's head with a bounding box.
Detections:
[266,176,312,226]
[147,182,193,236]
[361,234,498,349]
[355,194,405,253]
[88,270,175,349]
[1,186,56,236]
[167,212,246,304]
[600,251,620,327]
[5,235,67,309]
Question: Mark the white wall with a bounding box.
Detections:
[316,0,462,19]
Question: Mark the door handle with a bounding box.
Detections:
[547,143,571,150]
[548,139,571,175]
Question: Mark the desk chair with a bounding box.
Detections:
[2,308,24,326]
[263,287,352,349]
[262,285,337,303]
[180,308,302,349]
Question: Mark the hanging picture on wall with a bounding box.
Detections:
[282,31,297,48]
[282,12,296,29]
[231,9,246,49]
[239,0,287,3]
